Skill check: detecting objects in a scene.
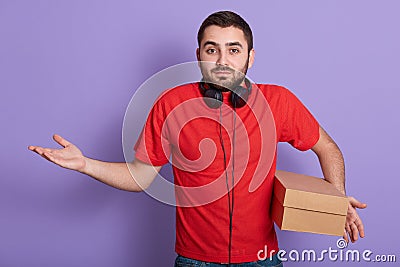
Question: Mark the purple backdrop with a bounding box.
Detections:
[1,1,399,266]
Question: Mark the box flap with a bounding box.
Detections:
[274,170,349,215]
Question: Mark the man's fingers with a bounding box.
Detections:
[353,201,367,209]
[349,197,367,209]
[28,145,43,153]
[29,146,60,164]
[355,217,365,238]
[53,134,71,148]
[29,146,49,156]
[345,224,352,242]
[350,223,359,242]
[343,230,349,243]
[43,152,58,164]
[343,197,366,243]
[31,148,56,163]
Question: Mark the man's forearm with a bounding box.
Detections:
[82,158,159,192]
[316,142,346,195]
[312,127,346,195]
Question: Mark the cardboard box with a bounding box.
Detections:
[272,170,349,236]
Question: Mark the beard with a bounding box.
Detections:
[199,57,249,91]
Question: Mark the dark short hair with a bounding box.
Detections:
[197,11,253,52]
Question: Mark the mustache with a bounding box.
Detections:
[211,66,234,72]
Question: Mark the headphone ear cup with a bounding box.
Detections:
[203,88,223,109]
[231,86,249,108]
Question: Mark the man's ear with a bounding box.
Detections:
[196,48,202,67]
[248,48,255,69]
[196,48,200,61]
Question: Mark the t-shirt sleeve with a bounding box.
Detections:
[133,98,171,166]
[279,87,320,151]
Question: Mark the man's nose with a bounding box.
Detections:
[216,51,228,66]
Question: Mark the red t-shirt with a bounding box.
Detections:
[134,83,319,263]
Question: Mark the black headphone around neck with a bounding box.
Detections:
[199,78,252,109]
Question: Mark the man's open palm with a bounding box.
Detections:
[28,134,86,172]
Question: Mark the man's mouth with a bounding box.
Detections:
[212,69,233,75]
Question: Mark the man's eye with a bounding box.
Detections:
[230,48,240,54]
[206,48,217,54]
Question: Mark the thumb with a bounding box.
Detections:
[53,134,71,148]
[349,196,367,209]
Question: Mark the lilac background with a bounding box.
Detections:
[1,1,399,266]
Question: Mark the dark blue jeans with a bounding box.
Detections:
[174,254,283,267]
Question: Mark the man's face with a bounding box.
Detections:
[197,25,255,90]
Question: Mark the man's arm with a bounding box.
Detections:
[311,126,367,243]
[28,134,161,192]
